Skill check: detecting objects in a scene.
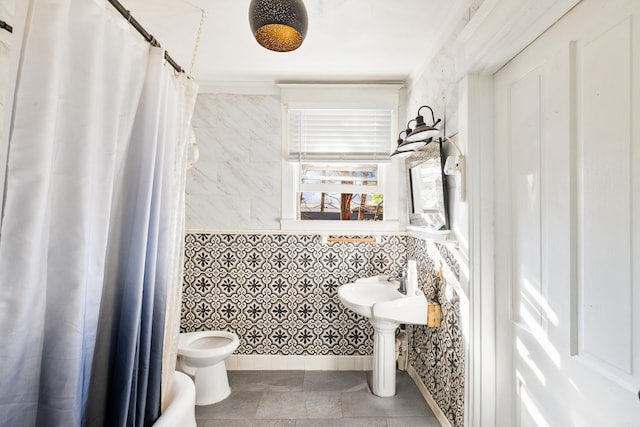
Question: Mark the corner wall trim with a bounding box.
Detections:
[408,364,453,427]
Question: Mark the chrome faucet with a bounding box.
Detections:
[388,269,407,295]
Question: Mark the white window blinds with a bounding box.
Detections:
[288,108,393,161]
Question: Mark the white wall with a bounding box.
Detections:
[0,0,14,32]
[0,0,14,154]
[405,0,485,263]
[0,1,13,214]
[402,4,487,426]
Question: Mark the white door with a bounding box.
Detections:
[494,0,640,425]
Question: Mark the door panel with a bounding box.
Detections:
[577,17,633,376]
[510,72,543,330]
[494,0,640,425]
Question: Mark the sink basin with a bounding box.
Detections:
[338,275,429,397]
[338,281,401,318]
[338,275,429,325]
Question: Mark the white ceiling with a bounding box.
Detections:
[125,0,472,86]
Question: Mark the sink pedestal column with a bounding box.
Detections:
[370,318,399,397]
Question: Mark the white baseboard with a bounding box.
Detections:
[407,364,452,427]
[225,355,373,371]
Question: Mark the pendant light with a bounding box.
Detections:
[249,0,308,52]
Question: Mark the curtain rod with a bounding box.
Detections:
[0,6,183,73]
[0,20,12,33]
[107,0,184,74]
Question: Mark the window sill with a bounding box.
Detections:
[280,219,402,233]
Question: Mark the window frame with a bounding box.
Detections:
[279,83,403,232]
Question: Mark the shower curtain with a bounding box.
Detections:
[0,1,197,426]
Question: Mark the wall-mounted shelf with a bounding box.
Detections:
[406,225,459,248]
[320,235,382,244]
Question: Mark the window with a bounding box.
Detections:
[299,163,384,221]
[279,84,402,231]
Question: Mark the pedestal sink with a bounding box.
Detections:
[337,275,428,397]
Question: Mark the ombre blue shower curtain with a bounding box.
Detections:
[0,1,197,426]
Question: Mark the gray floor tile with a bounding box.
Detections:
[256,391,342,419]
[303,371,368,392]
[387,416,441,427]
[229,370,305,392]
[341,387,431,418]
[194,371,443,426]
[395,371,421,393]
[295,417,388,427]
[203,420,296,427]
[196,391,264,420]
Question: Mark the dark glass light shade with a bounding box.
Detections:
[249,0,308,52]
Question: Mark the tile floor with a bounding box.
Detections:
[195,370,441,427]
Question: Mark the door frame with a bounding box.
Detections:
[458,1,582,425]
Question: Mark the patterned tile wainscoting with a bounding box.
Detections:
[407,236,465,427]
[182,233,407,356]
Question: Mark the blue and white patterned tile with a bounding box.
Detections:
[407,236,464,427]
[181,232,407,356]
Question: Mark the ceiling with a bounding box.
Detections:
[125,0,472,86]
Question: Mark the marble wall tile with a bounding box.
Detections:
[185,194,251,230]
[186,94,282,230]
[187,128,220,187]
[192,94,218,128]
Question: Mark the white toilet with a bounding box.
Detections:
[177,331,239,405]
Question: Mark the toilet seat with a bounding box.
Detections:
[176,330,239,405]
[178,331,239,360]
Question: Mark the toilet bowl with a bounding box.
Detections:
[177,331,239,405]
